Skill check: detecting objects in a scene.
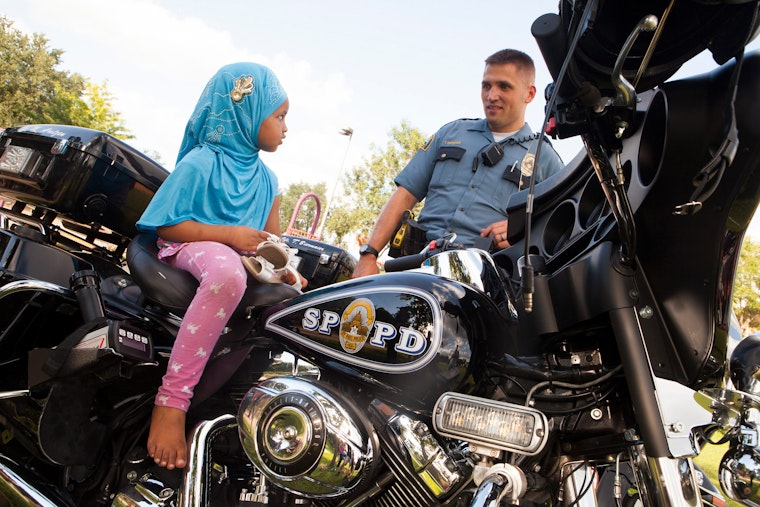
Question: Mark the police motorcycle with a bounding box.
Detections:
[3,1,760,506]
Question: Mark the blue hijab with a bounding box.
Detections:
[137,62,287,233]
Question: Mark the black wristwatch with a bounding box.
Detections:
[359,244,379,257]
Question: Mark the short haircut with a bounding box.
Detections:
[485,49,536,78]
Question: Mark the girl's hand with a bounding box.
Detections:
[157,222,275,253]
[229,226,275,253]
[280,267,308,290]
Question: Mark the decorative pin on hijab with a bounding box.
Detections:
[231,75,254,102]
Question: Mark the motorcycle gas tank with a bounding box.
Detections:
[263,271,512,409]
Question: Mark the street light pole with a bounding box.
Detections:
[316,127,353,239]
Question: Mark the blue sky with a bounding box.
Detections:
[2,0,760,234]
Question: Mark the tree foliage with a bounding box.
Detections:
[0,16,130,138]
[279,181,327,237]
[733,237,760,336]
[76,81,132,138]
[324,120,426,245]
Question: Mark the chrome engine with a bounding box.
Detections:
[104,352,475,507]
[237,376,378,499]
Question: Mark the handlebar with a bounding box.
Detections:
[383,252,429,273]
[382,233,467,273]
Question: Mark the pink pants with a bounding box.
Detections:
[155,242,247,411]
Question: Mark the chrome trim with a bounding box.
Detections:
[261,350,320,380]
[0,207,47,236]
[646,456,701,506]
[560,462,598,507]
[178,414,236,507]
[630,449,701,507]
[386,412,463,498]
[421,249,496,292]
[697,387,760,429]
[652,376,712,457]
[112,473,175,507]
[0,279,71,300]
[470,475,506,507]
[420,248,502,293]
[471,464,527,507]
[0,390,29,400]
[0,455,58,506]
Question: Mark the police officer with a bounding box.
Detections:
[353,48,564,278]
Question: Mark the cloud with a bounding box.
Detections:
[11,0,360,188]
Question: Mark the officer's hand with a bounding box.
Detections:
[480,220,510,249]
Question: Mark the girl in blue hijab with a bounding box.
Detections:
[137,62,300,470]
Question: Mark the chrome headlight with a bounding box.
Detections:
[720,443,760,505]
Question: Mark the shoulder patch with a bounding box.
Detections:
[421,134,435,152]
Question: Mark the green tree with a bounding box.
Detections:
[0,16,130,138]
[325,120,426,245]
[75,81,132,138]
[733,237,760,336]
[279,181,327,237]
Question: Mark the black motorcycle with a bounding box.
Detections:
[1,1,760,506]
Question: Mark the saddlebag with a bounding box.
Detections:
[0,124,169,238]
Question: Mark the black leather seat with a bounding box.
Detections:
[125,233,197,314]
[125,233,301,316]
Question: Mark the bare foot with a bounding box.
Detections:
[147,405,188,469]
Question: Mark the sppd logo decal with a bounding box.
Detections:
[339,298,375,354]
[264,285,443,374]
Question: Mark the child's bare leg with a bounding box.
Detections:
[147,405,187,469]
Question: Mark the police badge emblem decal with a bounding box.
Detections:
[339,298,375,354]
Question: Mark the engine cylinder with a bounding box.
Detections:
[237,376,378,498]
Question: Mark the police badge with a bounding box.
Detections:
[521,153,535,178]
[518,153,536,189]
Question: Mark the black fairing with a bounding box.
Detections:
[556,0,760,94]
[262,271,507,410]
[636,53,760,386]
[497,51,760,389]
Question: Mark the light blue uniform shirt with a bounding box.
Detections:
[395,119,564,247]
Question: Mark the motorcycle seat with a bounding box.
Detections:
[126,233,299,316]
